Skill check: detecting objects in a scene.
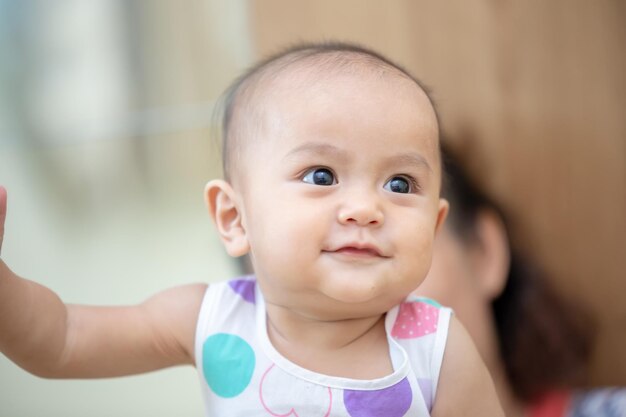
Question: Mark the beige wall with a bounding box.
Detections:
[251,0,626,385]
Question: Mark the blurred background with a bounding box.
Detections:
[0,1,624,415]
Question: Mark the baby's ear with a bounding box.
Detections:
[434,198,449,235]
[204,180,249,257]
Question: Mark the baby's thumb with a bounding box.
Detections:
[0,186,6,255]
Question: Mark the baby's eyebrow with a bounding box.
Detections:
[384,152,433,173]
[282,142,433,173]
[283,142,350,162]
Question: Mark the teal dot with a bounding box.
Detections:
[202,333,256,398]
[412,297,442,308]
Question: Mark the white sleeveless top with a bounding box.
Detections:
[194,277,452,416]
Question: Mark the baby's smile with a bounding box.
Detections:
[322,242,390,260]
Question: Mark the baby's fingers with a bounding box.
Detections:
[0,186,6,254]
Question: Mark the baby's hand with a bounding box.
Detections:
[0,186,6,255]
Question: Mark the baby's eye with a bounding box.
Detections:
[302,168,336,186]
[384,176,413,194]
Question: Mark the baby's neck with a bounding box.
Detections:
[265,303,394,379]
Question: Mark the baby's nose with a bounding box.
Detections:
[337,193,384,226]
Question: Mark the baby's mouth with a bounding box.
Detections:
[333,247,381,257]
[323,243,389,259]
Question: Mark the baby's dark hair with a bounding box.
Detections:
[441,143,595,402]
[215,41,441,181]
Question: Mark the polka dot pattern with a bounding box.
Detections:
[202,333,256,398]
[344,377,412,417]
[417,378,433,411]
[228,278,256,304]
[391,301,439,339]
[259,364,333,417]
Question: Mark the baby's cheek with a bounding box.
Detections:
[404,236,435,280]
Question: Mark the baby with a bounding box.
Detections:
[0,42,503,416]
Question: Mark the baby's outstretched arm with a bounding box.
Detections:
[431,316,504,416]
[0,187,207,378]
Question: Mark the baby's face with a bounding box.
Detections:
[234,70,447,319]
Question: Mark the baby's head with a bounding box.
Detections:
[207,42,449,319]
[219,42,442,184]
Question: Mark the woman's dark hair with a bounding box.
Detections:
[441,143,595,402]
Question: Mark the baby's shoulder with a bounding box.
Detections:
[205,275,258,305]
[430,316,505,416]
[196,276,258,330]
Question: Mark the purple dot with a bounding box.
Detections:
[344,377,412,417]
[417,378,433,411]
[228,278,256,304]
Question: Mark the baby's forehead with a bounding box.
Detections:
[258,65,439,154]
[249,53,423,104]
[239,57,438,142]
[223,49,441,181]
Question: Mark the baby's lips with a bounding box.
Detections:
[325,241,388,257]
[334,246,380,257]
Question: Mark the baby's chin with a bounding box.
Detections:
[303,301,392,323]
[318,283,406,315]
[323,270,418,298]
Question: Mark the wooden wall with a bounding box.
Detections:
[250,0,626,385]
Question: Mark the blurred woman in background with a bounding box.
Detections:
[416,144,626,417]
